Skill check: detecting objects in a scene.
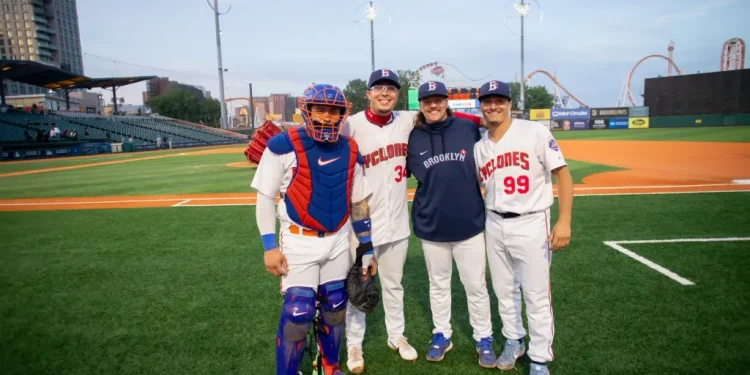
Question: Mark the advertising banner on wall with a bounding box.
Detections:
[550,120,566,131]
[629,106,649,117]
[590,107,629,119]
[550,108,590,120]
[529,109,551,120]
[590,118,608,129]
[448,99,478,109]
[629,117,650,128]
[570,119,590,130]
[608,118,629,129]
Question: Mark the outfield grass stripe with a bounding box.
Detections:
[614,237,750,244]
[603,241,696,286]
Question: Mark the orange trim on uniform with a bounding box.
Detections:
[288,224,333,237]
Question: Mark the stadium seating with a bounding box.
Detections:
[0,111,247,146]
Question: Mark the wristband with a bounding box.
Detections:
[352,218,371,233]
[357,234,372,244]
[261,233,277,252]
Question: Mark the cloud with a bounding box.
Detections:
[653,0,737,24]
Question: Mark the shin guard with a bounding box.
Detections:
[276,287,316,375]
[316,279,347,373]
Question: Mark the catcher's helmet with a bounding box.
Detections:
[298,84,351,143]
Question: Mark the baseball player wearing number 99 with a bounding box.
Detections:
[251,84,377,375]
[473,80,573,375]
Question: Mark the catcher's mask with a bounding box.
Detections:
[298,84,351,143]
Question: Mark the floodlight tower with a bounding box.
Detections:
[366,2,377,72]
[514,0,530,111]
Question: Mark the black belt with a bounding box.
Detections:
[491,210,521,219]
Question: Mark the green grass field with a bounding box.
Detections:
[1,126,749,374]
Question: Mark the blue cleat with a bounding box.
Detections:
[476,336,497,368]
[496,338,525,370]
[529,362,550,375]
[425,333,453,362]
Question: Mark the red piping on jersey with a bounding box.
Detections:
[337,137,360,231]
[365,108,393,127]
[285,129,326,232]
[454,111,481,126]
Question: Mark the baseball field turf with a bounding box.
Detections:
[1,126,749,374]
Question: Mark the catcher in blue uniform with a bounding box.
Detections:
[251,84,378,374]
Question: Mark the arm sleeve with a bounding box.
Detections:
[454,111,481,126]
[538,126,567,174]
[351,163,373,203]
[250,148,284,198]
[255,192,277,236]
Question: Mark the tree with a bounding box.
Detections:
[508,82,554,111]
[146,88,221,127]
[396,69,420,111]
[343,79,368,114]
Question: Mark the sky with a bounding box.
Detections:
[78,0,750,109]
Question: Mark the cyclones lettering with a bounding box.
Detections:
[363,142,408,168]
[478,151,530,183]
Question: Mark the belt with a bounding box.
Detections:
[288,224,332,238]
[490,210,542,219]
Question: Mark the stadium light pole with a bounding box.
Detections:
[208,0,231,129]
[514,0,529,112]
[366,2,377,72]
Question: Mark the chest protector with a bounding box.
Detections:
[282,127,359,233]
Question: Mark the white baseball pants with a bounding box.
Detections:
[422,232,493,342]
[486,209,555,363]
[345,237,409,346]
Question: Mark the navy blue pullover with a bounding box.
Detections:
[407,116,485,242]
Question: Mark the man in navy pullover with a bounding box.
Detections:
[406,81,496,368]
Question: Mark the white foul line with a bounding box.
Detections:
[603,237,750,286]
[172,199,192,207]
[603,241,695,286]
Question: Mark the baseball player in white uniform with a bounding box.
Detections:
[340,69,419,373]
[252,84,377,375]
[472,80,573,375]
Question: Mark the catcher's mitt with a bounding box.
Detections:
[243,121,282,164]
[346,242,379,314]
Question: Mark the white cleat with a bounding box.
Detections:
[347,345,365,374]
[387,336,419,361]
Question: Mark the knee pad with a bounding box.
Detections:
[280,286,316,341]
[318,280,347,325]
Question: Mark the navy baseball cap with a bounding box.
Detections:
[367,68,400,89]
[418,81,448,101]
[478,80,511,101]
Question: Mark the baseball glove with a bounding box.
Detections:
[243,121,282,164]
[346,242,379,314]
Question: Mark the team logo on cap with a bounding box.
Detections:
[428,82,437,91]
[489,81,498,90]
[381,69,390,77]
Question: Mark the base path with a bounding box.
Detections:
[1,183,749,212]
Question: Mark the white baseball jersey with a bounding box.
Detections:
[341,111,416,247]
[473,119,566,215]
[250,146,372,232]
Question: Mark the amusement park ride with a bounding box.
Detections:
[226,37,747,124]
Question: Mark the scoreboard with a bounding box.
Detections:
[447,87,481,100]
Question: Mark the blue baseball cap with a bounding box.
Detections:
[418,81,448,101]
[367,68,400,89]
[478,80,511,101]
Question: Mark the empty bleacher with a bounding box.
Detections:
[0,111,247,146]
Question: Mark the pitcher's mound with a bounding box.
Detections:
[227,161,257,168]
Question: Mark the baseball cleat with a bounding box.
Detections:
[346,345,364,374]
[425,333,453,362]
[496,338,525,370]
[476,336,497,368]
[529,362,550,375]
[387,336,418,361]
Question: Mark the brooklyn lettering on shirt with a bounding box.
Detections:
[423,150,467,169]
[478,151,530,183]
[363,142,408,168]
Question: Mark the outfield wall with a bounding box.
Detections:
[0,141,111,161]
[533,105,750,131]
